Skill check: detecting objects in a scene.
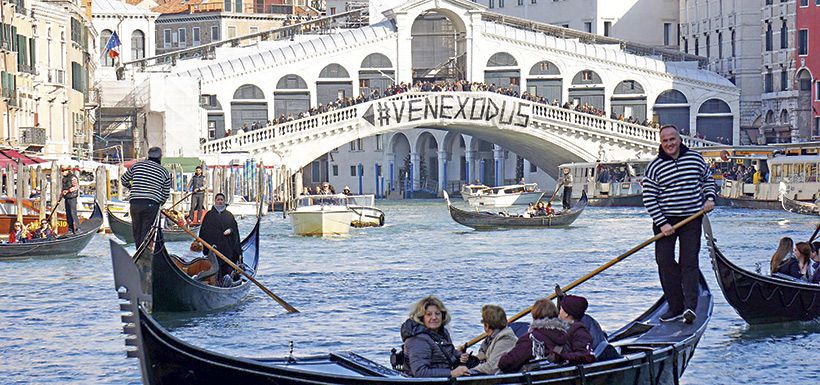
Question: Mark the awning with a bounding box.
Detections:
[162,157,203,173]
[0,149,47,170]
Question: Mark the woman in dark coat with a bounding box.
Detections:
[498,298,569,373]
[401,296,469,378]
[558,295,596,364]
[198,193,242,281]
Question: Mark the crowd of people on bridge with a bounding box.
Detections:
[214,79,690,142]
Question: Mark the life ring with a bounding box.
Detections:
[378,213,385,227]
[719,150,730,162]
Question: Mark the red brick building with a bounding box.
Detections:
[796,0,820,139]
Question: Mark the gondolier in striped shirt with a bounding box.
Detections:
[120,147,172,247]
[642,125,716,324]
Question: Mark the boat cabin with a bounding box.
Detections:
[558,160,648,200]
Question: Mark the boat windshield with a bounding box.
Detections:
[295,195,350,208]
[345,195,375,207]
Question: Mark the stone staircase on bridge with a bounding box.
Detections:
[201,91,719,169]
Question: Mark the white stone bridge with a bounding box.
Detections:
[202,91,717,178]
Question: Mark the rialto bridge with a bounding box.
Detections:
[120,0,737,192]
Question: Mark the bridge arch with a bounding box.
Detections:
[653,89,690,133]
[317,63,352,106]
[485,52,520,92]
[388,132,412,189]
[274,74,309,119]
[230,84,267,132]
[696,98,733,143]
[359,53,394,97]
[611,80,647,122]
[569,69,604,110]
[526,60,562,103]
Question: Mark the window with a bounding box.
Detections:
[499,0,505,7]
[249,26,258,35]
[71,61,85,93]
[800,0,808,6]
[683,38,688,53]
[224,0,231,12]
[584,22,592,33]
[332,165,338,176]
[781,20,788,49]
[781,70,788,91]
[211,26,219,41]
[376,134,383,151]
[489,0,494,8]
[731,30,736,57]
[163,29,171,48]
[235,0,243,12]
[695,37,699,55]
[799,29,808,55]
[663,23,671,45]
[561,24,569,28]
[581,70,593,81]
[330,7,335,15]
[518,0,523,5]
[532,0,536,3]
[350,166,357,177]
[228,26,237,39]
[192,27,201,46]
[816,81,820,100]
[178,28,187,48]
[311,162,321,183]
[603,21,611,37]
[131,30,145,60]
[705,34,710,58]
[765,22,772,51]
[718,32,723,59]
[100,30,114,66]
[764,70,773,93]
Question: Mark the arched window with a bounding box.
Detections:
[653,90,690,133]
[231,84,267,132]
[318,64,352,105]
[275,75,310,118]
[360,53,394,96]
[696,99,733,143]
[486,52,517,67]
[100,29,114,67]
[571,70,602,85]
[319,63,350,78]
[526,60,561,102]
[780,109,789,124]
[611,80,647,121]
[528,61,560,76]
[131,30,145,60]
[569,70,604,110]
[361,53,393,68]
[765,110,775,123]
[276,74,308,90]
[233,84,265,99]
[485,52,519,92]
[613,80,645,95]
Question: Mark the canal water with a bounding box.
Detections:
[1,200,818,384]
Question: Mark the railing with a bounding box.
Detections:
[482,12,708,69]
[124,8,368,70]
[19,126,46,148]
[201,91,721,154]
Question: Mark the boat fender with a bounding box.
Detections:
[378,213,385,227]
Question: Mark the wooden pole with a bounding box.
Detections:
[161,209,300,313]
[461,210,708,349]
[16,158,24,223]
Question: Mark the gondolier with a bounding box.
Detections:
[120,147,172,247]
[558,168,573,210]
[642,125,716,324]
[187,166,207,224]
[199,193,242,286]
[60,165,80,233]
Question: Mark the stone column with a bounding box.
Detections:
[523,159,532,179]
[437,150,447,196]
[410,152,420,190]
[465,150,476,184]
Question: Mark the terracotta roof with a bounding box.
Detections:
[151,0,222,15]
[294,6,319,17]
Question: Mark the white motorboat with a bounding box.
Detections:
[346,194,385,227]
[289,195,353,236]
[460,183,489,200]
[228,195,268,217]
[466,183,544,208]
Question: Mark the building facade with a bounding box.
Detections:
[1,0,37,150]
[796,0,820,140]
[760,0,801,143]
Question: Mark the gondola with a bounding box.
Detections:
[706,216,820,324]
[780,194,819,216]
[715,196,781,210]
[0,202,103,260]
[110,216,260,312]
[444,190,588,230]
[112,240,712,385]
[107,206,200,244]
[587,194,644,207]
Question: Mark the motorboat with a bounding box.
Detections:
[346,194,385,227]
[228,195,268,217]
[466,183,544,208]
[289,195,353,236]
[459,183,489,200]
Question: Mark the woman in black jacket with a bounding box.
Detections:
[401,296,469,378]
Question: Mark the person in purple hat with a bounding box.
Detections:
[558,295,595,364]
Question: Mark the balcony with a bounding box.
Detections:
[19,126,46,151]
[47,68,65,85]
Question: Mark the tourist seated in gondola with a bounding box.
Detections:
[535,202,548,217]
[8,221,30,243]
[808,242,820,284]
[525,203,536,217]
[186,241,219,284]
[400,295,470,378]
[497,298,568,373]
[769,237,795,275]
[545,202,555,216]
[31,219,55,240]
[777,242,813,282]
[468,305,517,375]
[557,295,596,364]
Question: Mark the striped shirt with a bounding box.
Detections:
[120,159,172,204]
[642,145,716,227]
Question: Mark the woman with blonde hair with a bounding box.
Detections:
[770,237,794,275]
[400,295,469,378]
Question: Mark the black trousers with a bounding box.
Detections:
[130,199,160,247]
[653,215,702,313]
[190,193,205,212]
[562,187,573,210]
[64,197,79,233]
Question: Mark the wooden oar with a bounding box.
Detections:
[168,191,196,211]
[809,223,820,243]
[45,195,64,222]
[160,209,300,313]
[461,209,707,350]
[546,183,561,205]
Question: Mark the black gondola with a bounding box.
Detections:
[705,216,820,324]
[715,196,781,210]
[780,194,819,216]
[107,206,200,244]
[110,216,260,312]
[0,202,103,260]
[113,239,713,385]
[444,190,588,230]
[587,194,644,207]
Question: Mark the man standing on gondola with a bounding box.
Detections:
[187,166,207,224]
[642,125,715,324]
[60,165,80,234]
[120,147,172,247]
[557,167,573,211]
